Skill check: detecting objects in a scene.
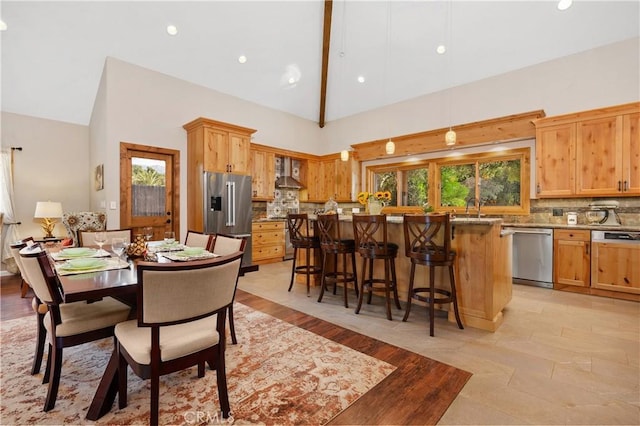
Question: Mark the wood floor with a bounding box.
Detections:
[1,273,471,425]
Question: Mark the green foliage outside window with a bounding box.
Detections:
[406,168,428,206]
[374,171,397,205]
[132,165,165,186]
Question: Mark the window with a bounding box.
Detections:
[366,148,530,215]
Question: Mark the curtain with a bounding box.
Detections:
[1,150,20,273]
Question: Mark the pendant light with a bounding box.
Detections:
[385,140,395,154]
[384,2,395,156]
[445,128,457,146]
[340,150,349,161]
[444,1,456,147]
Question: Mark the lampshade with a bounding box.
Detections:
[445,129,457,146]
[385,140,395,155]
[340,150,349,162]
[34,201,63,219]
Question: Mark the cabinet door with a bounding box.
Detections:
[591,242,640,294]
[622,112,640,195]
[251,150,275,199]
[228,132,251,174]
[321,159,336,201]
[335,158,355,202]
[575,116,622,196]
[204,128,229,173]
[535,124,575,197]
[554,233,590,287]
[304,160,323,201]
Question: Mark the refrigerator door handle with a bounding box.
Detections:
[226,181,236,226]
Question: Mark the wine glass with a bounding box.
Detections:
[164,231,175,245]
[94,231,107,256]
[143,227,154,242]
[111,237,126,260]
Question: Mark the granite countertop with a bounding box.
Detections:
[502,222,640,232]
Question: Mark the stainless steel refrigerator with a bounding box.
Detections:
[204,172,252,268]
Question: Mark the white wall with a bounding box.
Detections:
[321,37,640,153]
[1,112,90,239]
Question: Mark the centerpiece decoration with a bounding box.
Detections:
[357,191,391,215]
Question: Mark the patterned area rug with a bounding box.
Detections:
[0,303,395,425]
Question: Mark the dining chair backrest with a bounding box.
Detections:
[79,229,133,246]
[184,230,214,251]
[137,252,243,325]
[316,213,343,251]
[213,234,246,256]
[403,214,453,264]
[19,246,62,306]
[10,237,35,283]
[62,211,107,246]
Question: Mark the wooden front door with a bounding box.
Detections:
[120,142,180,242]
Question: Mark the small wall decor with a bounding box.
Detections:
[94,164,104,191]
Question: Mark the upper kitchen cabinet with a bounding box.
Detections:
[250,147,275,200]
[301,159,324,202]
[534,102,640,198]
[334,156,358,202]
[302,154,358,203]
[183,118,256,175]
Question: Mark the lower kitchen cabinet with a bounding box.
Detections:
[591,241,640,295]
[553,229,591,288]
[252,221,285,264]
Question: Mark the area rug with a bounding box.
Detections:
[0,303,396,425]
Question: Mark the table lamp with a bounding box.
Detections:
[34,201,63,238]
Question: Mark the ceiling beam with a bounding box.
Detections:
[318,0,333,128]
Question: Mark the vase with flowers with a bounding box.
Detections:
[357,191,392,215]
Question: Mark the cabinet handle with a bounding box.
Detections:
[618,180,622,191]
[585,242,589,255]
[536,184,541,194]
[624,180,629,191]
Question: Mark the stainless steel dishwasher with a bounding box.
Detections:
[503,227,553,288]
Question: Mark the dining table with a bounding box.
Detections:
[52,242,221,420]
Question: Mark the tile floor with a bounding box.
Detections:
[238,261,640,425]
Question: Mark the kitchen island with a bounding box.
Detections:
[302,215,512,332]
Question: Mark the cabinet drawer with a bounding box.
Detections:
[252,221,285,231]
[253,230,284,246]
[554,229,590,241]
[253,245,284,261]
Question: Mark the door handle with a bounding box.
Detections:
[166,219,171,224]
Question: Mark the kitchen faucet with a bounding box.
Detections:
[465,197,483,218]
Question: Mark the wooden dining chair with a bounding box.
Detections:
[78,228,133,246]
[10,237,48,376]
[19,245,132,412]
[115,252,243,425]
[184,230,215,251]
[212,235,247,344]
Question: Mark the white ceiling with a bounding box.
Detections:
[1,1,639,126]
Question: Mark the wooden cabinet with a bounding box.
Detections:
[303,155,358,202]
[591,241,640,295]
[302,159,324,202]
[252,221,285,264]
[184,118,255,175]
[184,118,256,231]
[534,102,640,198]
[553,229,591,287]
[250,148,275,200]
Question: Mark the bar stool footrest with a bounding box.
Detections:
[410,287,454,304]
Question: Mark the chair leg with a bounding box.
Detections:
[216,345,231,418]
[429,266,436,337]
[117,345,128,409]
[332,253,339,295]
[366,258,374,305]
[351,251,359,298]
[43,345,63,411]
[390,257,402,310]
[383,259,392,321]
[341,252,348,308]
[305,247,311,296]
[288,248,298,292]
[449,265,464,330]
[42,343,52,384]
[355,257,367,315]
[403,262,416,322]
[20,279,29,298]
[31,311,46,375]
[228,305,238,345]
[317,250,329,303]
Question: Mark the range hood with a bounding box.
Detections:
[275,157,304,189]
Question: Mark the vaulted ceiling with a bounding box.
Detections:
[1,1,638,126]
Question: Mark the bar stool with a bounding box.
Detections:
[287,213,322,296]
[402,214,464,337]
[352,214,402,320]
[315,213,359,308]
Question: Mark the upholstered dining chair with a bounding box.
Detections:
[212,235,247,344]
[78,229,133,247]
[10,237,48,376]
[115,252,243,425]
[61,211,107,246]
[19,245,131,412]
[184,230,215,251]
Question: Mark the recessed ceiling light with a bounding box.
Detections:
[557,0,572,11]
[357,75,365,83]
[288,76,296,85]
[436,45,446,54]
[166,25,178,36]
[0,20,7,31]
[238,55,247,64]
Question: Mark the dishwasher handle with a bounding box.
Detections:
[503,227,553,236]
